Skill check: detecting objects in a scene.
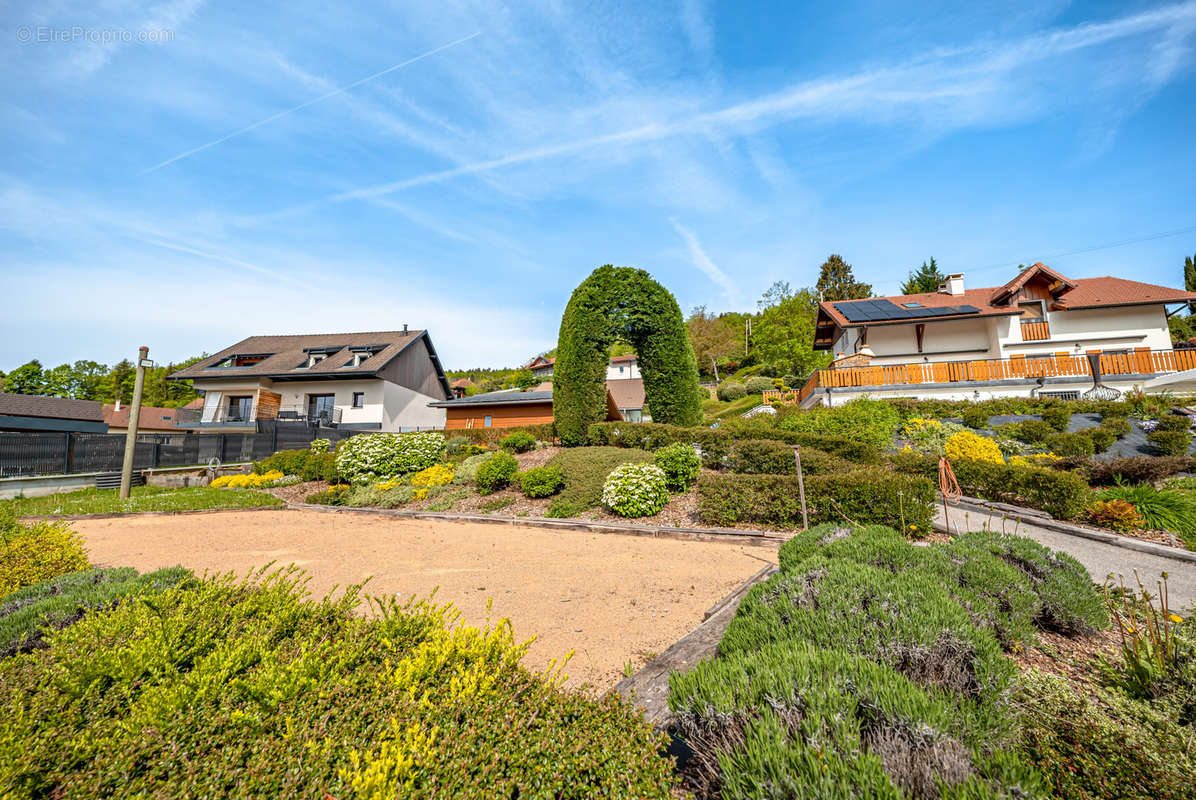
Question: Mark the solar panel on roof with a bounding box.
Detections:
[834,300,981,323]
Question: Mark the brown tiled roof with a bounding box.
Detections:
[451,378,473,388]
[817,286,1021,329]
[1053,276,1196,309]
[102,403,180,431]
[0,392,104,422]
[990,262,1075,304]
[169,330,438,381]
[609,354,638,363]
[605,378,644,410]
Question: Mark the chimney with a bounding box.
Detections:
[402,324,408,335]
[940,273,965,296]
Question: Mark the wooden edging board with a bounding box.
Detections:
[614,563,779,728]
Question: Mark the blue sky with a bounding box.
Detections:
[2,0,1195,371]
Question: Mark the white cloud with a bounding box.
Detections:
[670,219,738,304]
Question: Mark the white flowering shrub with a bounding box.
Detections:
[309,438,332,453]
[602,463,669,518]
[334,432,445,483]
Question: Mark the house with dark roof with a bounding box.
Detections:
[168,328,451,432]
[429,386,623,430]
[0,393,108,433]
[792,263,1196,407]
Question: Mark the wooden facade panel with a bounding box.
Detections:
[254,389,282,420]
[378,337,448,400]
[445,402,554,430]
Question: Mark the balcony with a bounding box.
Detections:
[763,348,1196,407]
[1021,319,1050,341]
[175,403,343,428]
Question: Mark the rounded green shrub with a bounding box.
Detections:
[1013,419,1052,444]
[602,463,669,517]
[0,513,89,599]
[744,376,773,394]
[1044,431,1096,457]
[1155,413,1192,432]
[717,381,747,401]
[500,430,536,453]
[334,432,445,483]
[553,265,703,445]
[1149,430,1191,457]
[308,438,331,454]
[518,466,565,498]
[1041,404,1071,432]
[653,442,701,490]
[961,405,989,430]
[476,452,519,495]
[727,439,795,474]
[781,374,799,390]
[545,499,580,518]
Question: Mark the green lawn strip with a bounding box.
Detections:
[2,486,283,516]
[702,392,764,421]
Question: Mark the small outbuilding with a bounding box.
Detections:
[429,387,621,430]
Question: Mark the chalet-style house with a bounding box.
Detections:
[169,328,452,432]
[0,393,107,433]
[792,264,1196,407]
[522,354,641,381]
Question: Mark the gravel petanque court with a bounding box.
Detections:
[72,508,773,689]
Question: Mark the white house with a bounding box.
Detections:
[168,328,452,432]
[522,353,642,381]
[796,263,1196,407]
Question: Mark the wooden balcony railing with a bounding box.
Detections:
[761,348,1196,406]
[1021,320,1050,341]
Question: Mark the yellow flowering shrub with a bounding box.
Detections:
[211,470,284,489]
[411,464,454,489]
[1008,453,1061,468]
[944,430,1004,465]
[902,417,941,437]
[0,514,89,598]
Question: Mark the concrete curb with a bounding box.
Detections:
[938,495,1196,564]
[285,502,787,547]
[19,503,285,522]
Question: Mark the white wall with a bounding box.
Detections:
[839,318,996,364]
[607,360,641,380]
[999,304,1171,356]
[810,375,1155,407]
[383,382,446,430]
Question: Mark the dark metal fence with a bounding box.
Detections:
[0,424,362,479]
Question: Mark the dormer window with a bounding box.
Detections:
[345,345,385,368]
[298,346,343,369]
[307,353,326,368]
[212,353,272,368]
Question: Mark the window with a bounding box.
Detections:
[307,394,336,424]
[484,415,492,428]
[352,392,365,408]
[618,366,624,374]
[226,395,253,422]
[212,354,271,368]
[901,302,924,308]
[1018,300,1045,320]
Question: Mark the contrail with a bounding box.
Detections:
[142,31,482,173]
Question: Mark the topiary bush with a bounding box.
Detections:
[0,512,89,599]
[602,463,670,517]
[743,376,773,394]
[500,430,536,453]
[335,432,445,483]
[475,452,519,495]
[0,570,675,797]
[518,466,565,498]
[652,442,700,490]
[553,265,702,445]
[716,380,746,401]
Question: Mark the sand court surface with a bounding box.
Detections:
[72,508,773,688]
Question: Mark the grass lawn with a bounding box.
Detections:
[702,392,764,421]
[3,486,283,516]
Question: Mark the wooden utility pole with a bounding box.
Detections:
[119,346,151,499]
[710,356,720,383]
[793,447,809,530]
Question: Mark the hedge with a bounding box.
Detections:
[442,423,555,447]
[1072,455,1194,486]
[0,569,674,797]
[554,265,702,445]
[887,450,1090,520]
[695,468,934,532]
[588,420,877,466]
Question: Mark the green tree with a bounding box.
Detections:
[900,257,945,295]
[751,289,831,378]
[105,359,135,404]
[687,306,743,378]
[757,280,793,310]
[72,360,109,400]
[510,369,538,391]
[815,254,871,301]
[5,360,47,395]
[42,363,78,397]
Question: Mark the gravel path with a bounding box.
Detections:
[936,505,1196,611]
[72,509,772,690]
